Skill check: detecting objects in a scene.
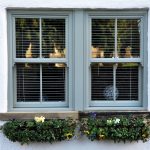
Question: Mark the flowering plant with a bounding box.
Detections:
[80,114,150,142]
[2,117,76,145]
[1,113,150,144]
[34,116,45,123]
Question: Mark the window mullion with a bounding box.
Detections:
[113,64,117,101]
[39,18,42,103]
[40,18,42,58]
[115,18,118,58]
[114,18,117,101]
[40,64,42,103]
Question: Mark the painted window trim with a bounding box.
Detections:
[84,10,148,110]
[7,9,148,112]
[7,10,73,111]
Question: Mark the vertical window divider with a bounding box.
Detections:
[115,18,118,58]
[113,18,118,101]
[113,64,117,101]
[40,64,42,103]
[39,18,42,102]
[40,17,42,58]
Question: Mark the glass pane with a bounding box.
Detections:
[16,18,40,58]
[91,63,113,101]
[116,63,139,101]
[42,19,66,58]
[91,19,115,58]
[117,19,141,58]
[17,64,40,102]
[42,63,66,102]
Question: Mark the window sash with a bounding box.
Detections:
[14,63,69,108]
[87,13,144,108]
[13,17,69,61]
[90,63,141,97]
[11,12,73,108]
[89,64,142,107]
[90,17,142,61]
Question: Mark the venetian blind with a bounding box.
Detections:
[91,18,140,102]
[15,18,66,102]
[91,63,139,101]
[16,18,40,58]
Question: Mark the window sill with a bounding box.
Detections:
[0,111,79,121]
[79,110,150,118]
[0,111,150,121]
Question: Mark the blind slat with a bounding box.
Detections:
[91,19,141,58]
[91,63,139,101]
[17,63,66,102]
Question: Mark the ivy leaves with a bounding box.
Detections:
[1,115,150,145]
[80,115,150,143]
[2,118,76,145]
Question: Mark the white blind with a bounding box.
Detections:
[42,63,66,102]
[91,63,113,101]
[91,19,141,58]
[91,18,140,102]
[116,63,138,101]
[117,19,141,58]
[17,64,40,102]
[16,18,40,58]
[15,18,67,103]
[91,63,139,101]
[42,19,66,58]
[16,18,66,59]
[17,63,66,102]
[91,19,115,58]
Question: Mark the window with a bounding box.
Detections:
[8,10,147,111]
[85,11,147,109]
[8,11,73,109]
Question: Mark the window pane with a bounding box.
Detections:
[91,19,115,58]
[116,63,139,101]
[117,19,141,58]
[17,64,40,102]
[91,63,113,101]
[42,19,66,58]
[16,18,40,58]
[42,63,66,102]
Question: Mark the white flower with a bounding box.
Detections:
[143,119,147,124]
[114,118,120,124]
[34,116,45,123]
[107,119,112,125]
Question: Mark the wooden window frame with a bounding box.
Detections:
[7,10,148,111]
[84,10,148,110]
[8,10,73,111]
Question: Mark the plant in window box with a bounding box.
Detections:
[80,114,150,142]
[1,117,76,145]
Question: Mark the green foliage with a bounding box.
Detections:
[2,118,76,145]
[1,115,150,145]
[80,115,150,143]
